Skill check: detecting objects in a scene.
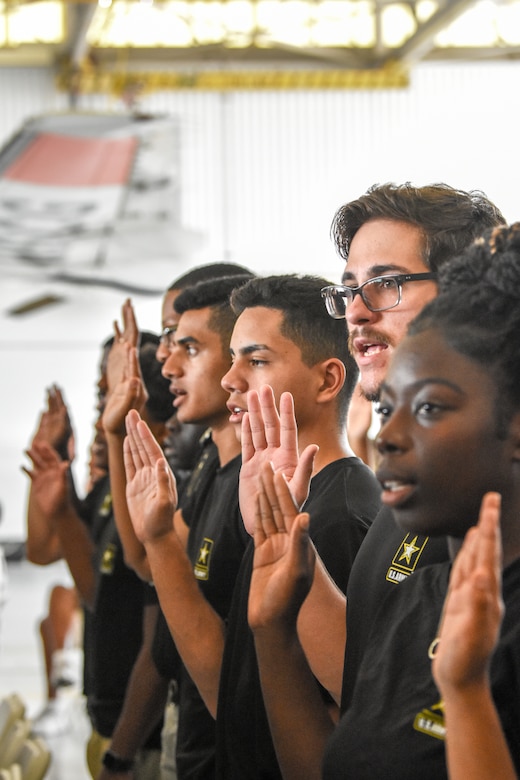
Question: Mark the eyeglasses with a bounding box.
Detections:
[321,273,436,318]
[160,326,177,350]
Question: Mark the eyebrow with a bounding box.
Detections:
[380,377,466,397]
[230,343,271,357]
[176,335,199,347]
[342,264,413,284]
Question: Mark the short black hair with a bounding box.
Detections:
[168,263,253,292]
[174,274,255,357]
[230,274,358,423]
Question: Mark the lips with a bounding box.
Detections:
[376,470,416,508]
[227,400,246,423]
[352,336,388,358]
[170,386,186,407]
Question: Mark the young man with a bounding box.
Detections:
[125,273,253,778]
[216,274,382,779]
[323,182,506,713]
[125,274,382,778]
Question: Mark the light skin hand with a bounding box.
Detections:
[124,409,178,545]
[240,386,317,535]
[103,346,147,436]
[249,464,315,633]
[22,440,71,517]
[432,492,504,696]
[107,298,140,392]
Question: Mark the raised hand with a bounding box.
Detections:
[31,385,74,460]
[432,492,504,695]
[124,409,178,545]
[107,298,140,392]
[248,463,315,632]
[23,440,71,517]
[239,385,317,534]
[103,346,147,436]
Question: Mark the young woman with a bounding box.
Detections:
[248,222,520,780]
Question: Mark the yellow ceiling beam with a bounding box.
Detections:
[56,61,409,92]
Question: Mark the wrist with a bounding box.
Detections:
[101,749,134,774]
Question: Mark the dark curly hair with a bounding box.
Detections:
[408,222,520,436]
[331,182,505,272]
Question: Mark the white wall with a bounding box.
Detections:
[1,60,519,540]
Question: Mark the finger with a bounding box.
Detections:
[278,391,298,454]
[253,492,268,546]
[47,386,58,413]
[261,465,299,533]
[474,492,502,592]
[128,347,142,381]
[114,319,122,341]
[256,480,279,539]
[125,410,146,470]
[246,390,268,451]
[258,385,281,448]
[241,412,255,464]
[123,435,136,482]
[291,444,318,509]
[123,299,139,347]
[136,418,165,468]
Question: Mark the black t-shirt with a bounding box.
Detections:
[79,478,162,747]
[324,557,520,779]
[215,457,382,780]
[175,448,249,779]
[342,505,449,712]
[151,434,216,684]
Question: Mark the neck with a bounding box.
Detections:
[211,421,241,467]
[298,417,354,476]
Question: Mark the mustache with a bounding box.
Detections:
[347,327,393,354]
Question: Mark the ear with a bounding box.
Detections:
[510,411,520,462]
[315,358,346,405]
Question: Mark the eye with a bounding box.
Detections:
[375,401,392,420]
[376,277,396,290]
[250,358,268,367]
[185,345,198,357]
[414,401,444,418]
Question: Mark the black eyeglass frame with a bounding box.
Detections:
[321,272,436,318]
[160,325,177,349]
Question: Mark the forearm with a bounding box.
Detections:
[25,490,63,565]
[297,554,347,704]
[254,624,335,780]
[107,431,152,581]
[441,682,516,780]
[145,532,226,717]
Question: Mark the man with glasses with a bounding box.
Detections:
[325,183,506,714]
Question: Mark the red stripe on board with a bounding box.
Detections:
[3,133,138,186]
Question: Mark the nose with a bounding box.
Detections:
[375,410,411,456]
[345,293,379,327]
[156,341,169,364]
[221,362,246,394]
[162,347,182,380]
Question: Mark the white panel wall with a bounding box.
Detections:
[1,60,519,539]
